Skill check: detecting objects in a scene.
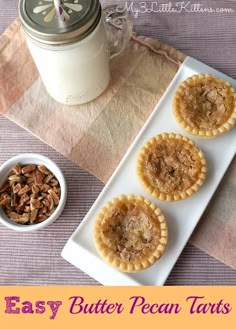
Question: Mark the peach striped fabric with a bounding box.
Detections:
[0,18,185,182]
[0,18,38,114]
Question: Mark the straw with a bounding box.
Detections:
[54,0,66,21]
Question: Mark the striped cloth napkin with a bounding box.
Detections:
[0,18,235,269]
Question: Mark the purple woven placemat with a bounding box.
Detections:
[0,0,235,285]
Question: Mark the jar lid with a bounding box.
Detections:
[19,0,101,45]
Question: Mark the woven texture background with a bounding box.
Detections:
[0,0,236,285]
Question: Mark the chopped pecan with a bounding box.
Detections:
[42,199,50,207]
[53,186,61,195]
[32,185,40,194]
[17,214,30,224]
[21,165,36,174]
[47,195,54,211]
[24,206,31,213]
[40,184,50,193]
[38,165,50,175]
[0,194,11,206]
[24,173,33,178]
[27,176,34,184]
[48,189,60,205]
[31,193,39,199]
[50,178,59,186]
[30,209,39,224]
[44,174,54,184]
[8,175,22,183]
[18,185,31,196]
[39,207,48,215]
[19,193,30,206]
[30,198,41,211]
[12,183,22,194]
[37,214,47,223]
[9,212,29,224]
[13,163,22,175]
[33,170,45,185]
[11,192,18,207]
[9,212,21,221]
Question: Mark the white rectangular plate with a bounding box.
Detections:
[62,57,236,286]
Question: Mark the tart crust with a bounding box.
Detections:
[173,74,236,138]
[137,133,207,201]
[93,195,168,273]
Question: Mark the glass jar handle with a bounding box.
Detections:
[103,5,133,59]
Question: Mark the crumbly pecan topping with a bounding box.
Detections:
[179,78,234,130]
[0,163,60,225]
[101,202,160,261]
[144,139,201,193]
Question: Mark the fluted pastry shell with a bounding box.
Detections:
[137,133,207,201]
[173,74,236,138]
[93,194,168,273]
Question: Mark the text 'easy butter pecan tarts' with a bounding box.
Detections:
[94,195,168,273]
[137,133,207,201]
[173,74,236,137]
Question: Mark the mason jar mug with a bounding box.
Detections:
[19,0,133,105]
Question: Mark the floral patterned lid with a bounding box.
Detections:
[19,0,101,45]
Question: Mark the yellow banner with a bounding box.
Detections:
[0,287,235,328]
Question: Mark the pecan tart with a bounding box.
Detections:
[93,195,168,273]
[137,133,207,201]
[173,74,236,137]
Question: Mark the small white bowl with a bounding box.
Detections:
[0,154,67,232]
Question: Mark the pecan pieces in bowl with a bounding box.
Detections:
[0,163,61,225]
